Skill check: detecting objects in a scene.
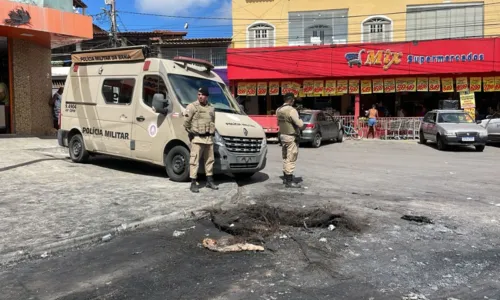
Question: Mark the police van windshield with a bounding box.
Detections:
[168,74,243,115]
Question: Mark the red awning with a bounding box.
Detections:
[227,38,500,81]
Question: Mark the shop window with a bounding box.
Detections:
[142,75,168,107]
[288,9,348,45]
[102,79,135,105]
[247,22,275,48]
[362,16,392,43]
[406,3,484,41]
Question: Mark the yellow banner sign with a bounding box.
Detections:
[372,78,383,93]
[483,77,495,92]
[257,82,267,96]
[406,78,416,92]
[313,80,324,95]
[269,82,280,95]
[348,79,360,94]
[417,77,428,92]
[281,81,291,94]
[361,80,372,94]
[384,78,395,93]
[324,80,336,95]
[441,78,454,92]
[464,107,476,120]
[429,77,441,92]
[460,93,476,109]
[336,80,348,94]
[469,77,481,92]
[303,80,314,94]
[495,77,500,91]
[395,78,407,92]
[455,77,468,92]
[246,82,257,96]
[237,82,248,96]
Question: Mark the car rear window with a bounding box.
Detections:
[299,113,312,122]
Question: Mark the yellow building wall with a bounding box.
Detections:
[232,0,500,48]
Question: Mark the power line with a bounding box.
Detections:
[117,1,500,22]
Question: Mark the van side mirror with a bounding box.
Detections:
[152,93,169,114]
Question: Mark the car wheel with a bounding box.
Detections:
[436,134,446,151]
[164,145,190,182]
[312,133,322,148]
[337,129,344,143]
[475,145,485,152]
[233,172,256,180]
[419,131,427,144]
[69,134,89,163]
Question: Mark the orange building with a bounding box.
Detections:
[0,0,93,135]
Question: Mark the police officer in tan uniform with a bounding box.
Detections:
[183,87,219,193]
[276,93,305,188]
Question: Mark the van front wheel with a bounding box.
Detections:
[165,145,190,182]
[69,134,89,163]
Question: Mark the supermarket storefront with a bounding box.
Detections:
[227,38,500,121]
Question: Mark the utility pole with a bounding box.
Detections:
[105,0,118,47]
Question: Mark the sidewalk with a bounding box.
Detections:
[0,137,239,265]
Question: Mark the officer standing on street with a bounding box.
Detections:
[183,87,219,193]
[276,93,305,188]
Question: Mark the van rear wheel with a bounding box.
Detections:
[69,134,89,163]
[165,145,190,182]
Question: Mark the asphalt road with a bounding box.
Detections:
[2,140,500,300]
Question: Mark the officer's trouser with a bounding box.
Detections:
[190,142,215,179]
[280,134,299,175]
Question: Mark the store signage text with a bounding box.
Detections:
[364,50,403,71]
[345,49,403,71]
[407,52,485,65]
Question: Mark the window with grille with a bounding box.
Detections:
[288,9,348,46]
[247,23,275,48]
[362,17,392,43]
[406,2,484,41]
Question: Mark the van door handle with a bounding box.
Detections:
[136,116,145,122]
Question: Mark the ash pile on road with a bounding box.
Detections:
[204,203,362,243]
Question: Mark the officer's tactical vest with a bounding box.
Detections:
[191,101,215,135]
[277,104,298,135]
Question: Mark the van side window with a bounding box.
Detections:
[102,79,135,105]
[143,75,167,107]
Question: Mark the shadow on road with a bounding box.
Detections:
[234,171,270,187]
[0,158,67,173]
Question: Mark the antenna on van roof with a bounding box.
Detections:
[173,56,214,72]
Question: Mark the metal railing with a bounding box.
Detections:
[357,117,423,140]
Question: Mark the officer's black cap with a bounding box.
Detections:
[284,93,295,101]
[198,87,209,96]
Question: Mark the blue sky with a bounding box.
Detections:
[83,0,233,38]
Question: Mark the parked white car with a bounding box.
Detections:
[477,112,500,143]
[419,109,488,152]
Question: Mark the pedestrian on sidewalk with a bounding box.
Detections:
[49,87,63,129]
[183,87,219,193]
[367,104,378,139]
[276,93,306,188]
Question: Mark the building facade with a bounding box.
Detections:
[0,0,92,135]
[232,0,493,48]
[154,38,233,84]
[228,0,500,120]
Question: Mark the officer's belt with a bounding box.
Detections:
[192,133,214,137]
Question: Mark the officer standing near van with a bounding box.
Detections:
[276,93,305,188]
[183,87,219,193]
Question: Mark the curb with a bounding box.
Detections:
[0,184,240,267]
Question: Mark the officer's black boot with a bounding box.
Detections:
[282,172,287,184]
[285,174,301,188]
[206,176,219,190]
[190,179,199,193]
